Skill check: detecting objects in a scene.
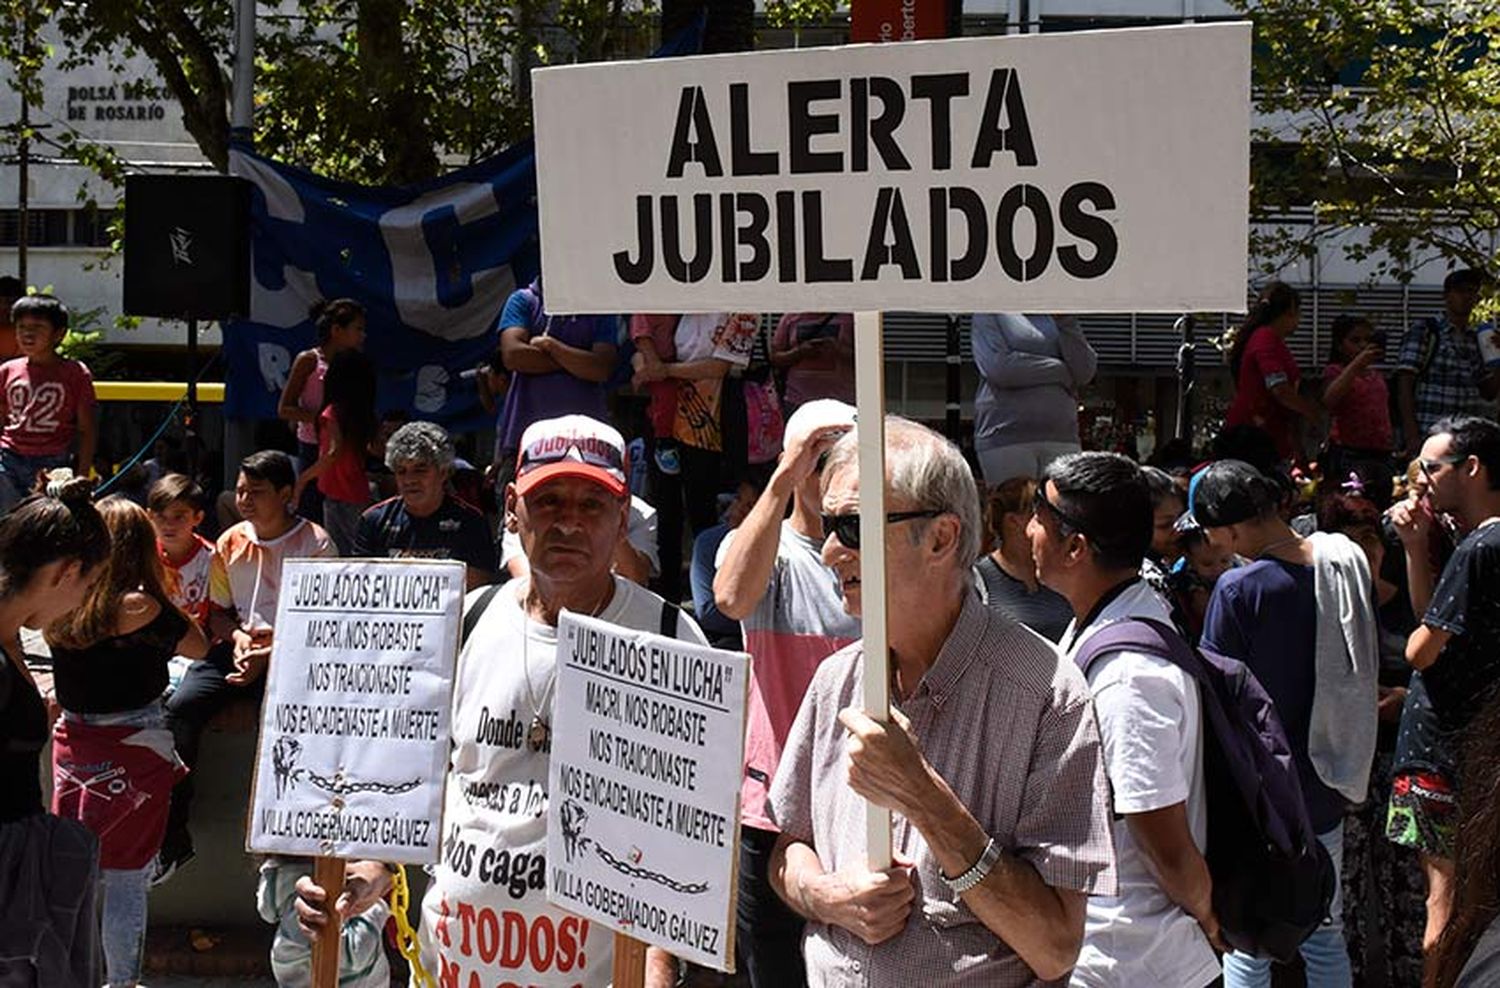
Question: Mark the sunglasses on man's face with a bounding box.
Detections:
[1419,454,1465,477]
[820,510,944,550]
[1032,485,1091,536]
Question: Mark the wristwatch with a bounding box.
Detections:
[941,837,1001,895]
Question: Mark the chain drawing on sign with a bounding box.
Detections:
[271,735,421,799]
[558,799,709,895]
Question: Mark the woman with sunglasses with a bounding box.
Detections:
[0,477,110,988]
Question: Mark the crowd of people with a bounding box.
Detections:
[3,273,1500,988]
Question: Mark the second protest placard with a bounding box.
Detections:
[547,611,749,971]
[247,557,463,863]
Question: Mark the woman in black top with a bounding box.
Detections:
[0,477,109,987]
[974,477,1074,642]
[47,496,207,988]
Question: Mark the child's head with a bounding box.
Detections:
[148,473,207,549]
[1328,314,1376,365]
[10,294,68,360]
[1318,492,1386,578]
[1179,528,1235,583]
[48,496,173,649]
[235,450,297,532]
[1142,466,1187,562]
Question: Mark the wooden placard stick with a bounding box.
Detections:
[311,855,346,988]
[612,932,649,988]
[854,310,893,871]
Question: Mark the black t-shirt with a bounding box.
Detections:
[354,495,492,572]
[973,555,1074,643]
[50,605,188,714]
[0,654,45,823]
[1422,521,1500,736]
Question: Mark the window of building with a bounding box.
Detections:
[0,208,119,247]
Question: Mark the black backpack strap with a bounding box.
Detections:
[461,583,504,647]
[658,599,680,639]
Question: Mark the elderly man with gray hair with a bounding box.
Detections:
[767,417,1117,987]
[353,420,494,588]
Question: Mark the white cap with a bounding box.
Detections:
[783,399,856,450]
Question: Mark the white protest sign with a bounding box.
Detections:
[533,23,1251,315]
[547,611,749,971]
[247,558,463,863]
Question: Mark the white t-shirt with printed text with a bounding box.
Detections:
[418,575,706,988]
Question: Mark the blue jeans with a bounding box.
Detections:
[66,702,167,986]
[100,863,152,986]
[1223,823,1353,988]
[0,447,71,513]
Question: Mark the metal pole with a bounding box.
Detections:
[186,316,201,480]
[945,315,961,443]
[1174,314,1196,442]
[232,0,256,135]
[942,3,964,444]
[16,15,30,285]
[225,0,257,489]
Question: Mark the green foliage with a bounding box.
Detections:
[48,297,126,379]
[1236,1,1500,285]
[763,0,843,32]
[0,0,658,185]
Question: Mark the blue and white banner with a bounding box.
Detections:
[222,17,705,426]
[224,141,539,427]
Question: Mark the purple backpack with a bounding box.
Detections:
[1077,617,1336,963]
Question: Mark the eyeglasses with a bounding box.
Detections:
[1032,485,1090,535]
[820,510,944,550]
[1419,455,1464,479]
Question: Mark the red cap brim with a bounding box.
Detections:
[514,461,627,498]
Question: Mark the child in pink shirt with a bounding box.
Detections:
[0,294,96,511]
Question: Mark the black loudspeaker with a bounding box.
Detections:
[124,174,251,319]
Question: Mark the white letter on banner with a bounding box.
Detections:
[258,343,292,392]
[380,183,517,343]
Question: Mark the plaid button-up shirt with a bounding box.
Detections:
[1397,315,1497,434]
[769,590,1117,988]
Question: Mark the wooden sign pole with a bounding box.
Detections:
[853,310,893,871]
[612,932,649,987]
[311,855,346,988]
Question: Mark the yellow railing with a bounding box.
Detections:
[94,381,226,403]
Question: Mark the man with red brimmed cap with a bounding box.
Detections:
[293,414,706,988]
